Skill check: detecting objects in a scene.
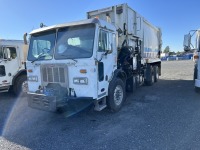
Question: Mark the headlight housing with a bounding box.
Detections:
[73,77,88,85]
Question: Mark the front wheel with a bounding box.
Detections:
[195,86,200,93]
[194,64,197,82]
[13,75,27,96]
[107,78,126,112]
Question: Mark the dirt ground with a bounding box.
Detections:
[0,60,200,150]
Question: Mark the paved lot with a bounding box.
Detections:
[0,60,200,150]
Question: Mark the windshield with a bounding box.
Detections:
[55,24,95,59]
[28,30,56,61]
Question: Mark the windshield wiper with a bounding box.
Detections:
[60,54,78,63]
[31,49,51,63]
[31,54,46,63]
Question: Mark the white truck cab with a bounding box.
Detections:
[194,31,200,91]
[184,30,200,92]
[0,39,28,95]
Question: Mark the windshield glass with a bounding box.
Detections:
[28,30,56,61]
[55,24,95,59]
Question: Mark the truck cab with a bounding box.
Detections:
[184,30,200,92]
[194,31,200,91]
[0,40,28,95]
[27,18,118,111]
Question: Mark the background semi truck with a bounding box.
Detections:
[26,3,162,112]
[0,39,28,95]
[184,30,200,92]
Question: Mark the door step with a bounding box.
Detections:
[94,97,107,111]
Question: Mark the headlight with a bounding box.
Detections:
[28,76,38,82]
[73,77,88,85]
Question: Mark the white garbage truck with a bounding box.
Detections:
[0,39,28,95]
[26,3,162,112]
[184,30,200,92]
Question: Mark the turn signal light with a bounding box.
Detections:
[194,55,199,60]
[80,69,87,74]
[28,69,33,73]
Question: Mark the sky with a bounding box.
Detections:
[0,0,200,52]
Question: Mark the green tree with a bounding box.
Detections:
[169,51,176,56]
[163,46,170,53]
[176,51,181,55]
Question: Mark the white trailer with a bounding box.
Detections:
[0,39,28,95]
[184,30,200,92]
[26,3,162,112]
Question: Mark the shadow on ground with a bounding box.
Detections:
[0,79,200,150]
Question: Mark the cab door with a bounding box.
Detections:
[1,46,20,84]
[96,29,117,99]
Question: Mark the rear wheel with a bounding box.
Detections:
[107,78,126,112]
[13,75,27,96]
[154,66,159,82]
[126,76,137,92]
[145,65,154,86]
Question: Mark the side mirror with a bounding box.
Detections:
[3,48,11,61]
[183,34,191,51]
[23,33,28,45]
[105,43,113,55]
[105,49,113,55]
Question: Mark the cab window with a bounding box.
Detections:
[98,30,112,52]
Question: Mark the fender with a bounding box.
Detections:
[12,69,27,85]
[110,69,127,83]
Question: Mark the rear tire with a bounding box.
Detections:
[13,75,27,96]
[154,66,159,82]
[145,65,154,86]
[126,76,137,93]
[107,78,126,112]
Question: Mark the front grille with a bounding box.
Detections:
[41,64,67,84]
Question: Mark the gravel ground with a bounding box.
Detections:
[0,60,200,150]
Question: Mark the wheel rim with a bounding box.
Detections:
[156,67,159,79]
[152,72,155,83]
[22,81,28,93]
[114,85,123,106]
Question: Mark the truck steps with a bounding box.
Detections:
[94,97,107,111]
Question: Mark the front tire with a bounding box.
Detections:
[107,78,126,112]
[13,75,27,96]
[194,64,197,82]
[195,86,200,93]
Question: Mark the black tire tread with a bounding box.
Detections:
[107,78,126,112]
[13,75,27,96]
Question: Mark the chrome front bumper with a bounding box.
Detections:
[27,93,61,112]
[27,92,93,112]
[0,85,10,93]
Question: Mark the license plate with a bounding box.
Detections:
[44,88,56,96]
